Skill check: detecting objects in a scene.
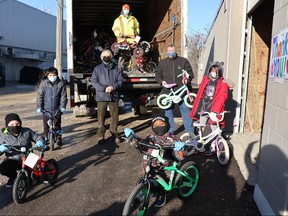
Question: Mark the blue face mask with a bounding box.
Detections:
[123,10,129,15]
[167,51,176,59]
[48,76,57,83]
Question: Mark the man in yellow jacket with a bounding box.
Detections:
[112,4,140,70]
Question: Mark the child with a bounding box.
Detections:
[36,67,68,146]
[190,61,230,155]
[125,115,185,208]
[0,113,46,187]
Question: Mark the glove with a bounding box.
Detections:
[36,108,42,113]
[124,128,137,138]
[174,141,185,151]
[35,140,46,149]
[60,108,66,113]
[0,144,9,153]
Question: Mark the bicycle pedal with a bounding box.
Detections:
[43,180,49,185]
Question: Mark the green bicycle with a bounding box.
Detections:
[122,132,199,216]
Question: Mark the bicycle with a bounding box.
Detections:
[111,36,145,58]
[123,56,157,73]
[7,145,59,204]
[122,131,199,216]
[180,111,230,165]
[42,110,62,151]
[156,70,196,109]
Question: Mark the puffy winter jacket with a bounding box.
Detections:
[36,78,67,114]
[91,63,123,102]
[0,127,44,162]
[155,56,193,94]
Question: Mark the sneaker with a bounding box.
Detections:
[204,149,215,156]
[97,135,105,145]
[154,194,166,208]
[6,178,15,188]
[57,136,62,146]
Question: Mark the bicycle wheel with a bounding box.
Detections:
[144,61,157,73]
[180,132,197,156]
[111,42,119,54]
[133,47,144,58]
[122,183,149,216]
[12,173,29,204]
[184,92,197,108]
[216,136,230,165]
[49,132,55,151]
[123,62,133,73]
[175,161,199,200]
[43,159,59,185]
[157,94,172,109]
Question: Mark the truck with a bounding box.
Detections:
[66,0,189,116]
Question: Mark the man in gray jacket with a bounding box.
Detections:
[92,50,123,144]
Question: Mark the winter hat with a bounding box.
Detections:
[5,113,22,127]
[122,4,130,11]
[151,115,170,136]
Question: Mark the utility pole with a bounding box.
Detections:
[56,0,63,78]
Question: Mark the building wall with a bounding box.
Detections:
[0,0,67,81]
[253,0,288,215]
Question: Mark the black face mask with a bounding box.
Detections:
[7,126,22,136]
[103,56,112,64]
[152,126,168,136]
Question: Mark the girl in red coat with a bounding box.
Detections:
[190,61,229,155]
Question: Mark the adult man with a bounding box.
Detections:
[91,50,123,144]
[112,4,140,70]
[0,113,46,187]
[155,45,194,135]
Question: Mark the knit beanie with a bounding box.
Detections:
[5,113,22,127]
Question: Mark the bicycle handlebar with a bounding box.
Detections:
[42,109,62,118]
[198,111,230,122]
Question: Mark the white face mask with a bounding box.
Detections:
[123,10,129,15]
[210,72,217,78]
[48,76,57,83]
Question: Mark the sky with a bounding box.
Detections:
[17,0,222,35]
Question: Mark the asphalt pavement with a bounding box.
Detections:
[0,82,261,215]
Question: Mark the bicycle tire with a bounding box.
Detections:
[49,132,55,151]
[157,94,172,109]
[184,92,197,108]
[43,159,59,185]
[123,62,133,73]
[144,61,157,73]
[180,132,197,156]
[175,161,199,200]
[216,136,230,165]
[111,42,119,54]
[133,47,144,58]
[12,172,28,204]
[122,183,149,216]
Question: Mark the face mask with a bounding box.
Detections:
[167,51,176,59]
[210,72,217,78]
[152,126,168,136]
[8,125,22,136]
[103,56,112,64]
[123,10,129,15]
[48,76,57,83]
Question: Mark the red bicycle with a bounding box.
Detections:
[8,145,59,204]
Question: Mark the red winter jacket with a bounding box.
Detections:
[190,76,229,127]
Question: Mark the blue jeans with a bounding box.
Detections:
[164,101,194,134]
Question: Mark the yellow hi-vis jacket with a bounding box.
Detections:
[112,14,140,43]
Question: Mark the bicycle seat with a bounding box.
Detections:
[163,83,177,89]
[193,122,206,127]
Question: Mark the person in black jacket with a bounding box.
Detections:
[0,113,46,187]
[155,45,194,135]
[36,67,68,146]
[91,50,123,145]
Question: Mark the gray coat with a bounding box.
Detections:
[0,127,45,162]
[91,63,123,101]
[36,78,67,114]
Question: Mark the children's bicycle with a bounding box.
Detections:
[122,133,199,216]
[7,145,59,204]
[180,111,230,165]
[156,70,196,109]
[123,56,157,73]
[42,110,62,151]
